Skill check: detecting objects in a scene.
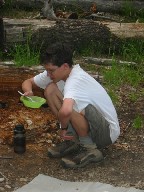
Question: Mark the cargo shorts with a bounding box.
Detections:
[85,104,112,149]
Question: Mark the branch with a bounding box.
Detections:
[41,0,57,19]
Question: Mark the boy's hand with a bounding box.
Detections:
[23,90,33,96]
[58,129,74,140]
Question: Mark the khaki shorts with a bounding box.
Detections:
[85,104,112,149]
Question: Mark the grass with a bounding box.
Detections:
[102,55,143,103]
[8,32,42,67]
[122,0,144,22]
[132,116,143,129]
[11,44,40,67]
[121,40,144,64]
[78,39,144,105]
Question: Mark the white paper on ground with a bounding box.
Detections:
[14,174,144,192]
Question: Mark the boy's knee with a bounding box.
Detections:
[44,83,58,97]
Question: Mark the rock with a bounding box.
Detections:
[0,187,5,191]
[26,119,33,126]
[20,178,28,182]
[0,177,4,182]
[5,184,11,189]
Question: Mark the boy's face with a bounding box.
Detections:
[44,63,70,82]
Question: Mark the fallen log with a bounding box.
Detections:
[83,57,137,66]
[10,0,144,14]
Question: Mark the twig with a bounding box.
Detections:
[0,171,8,181]
[0,156,13,159]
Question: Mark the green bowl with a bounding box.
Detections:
[20,96,46,108]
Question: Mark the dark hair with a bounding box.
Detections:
[40,42,74,67]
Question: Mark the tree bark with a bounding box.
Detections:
[11,0,144,14]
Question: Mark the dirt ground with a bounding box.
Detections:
[0,63,144,192]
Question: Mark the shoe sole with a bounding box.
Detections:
[61,157,104,168]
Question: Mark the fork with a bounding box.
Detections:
[18,91,35,102]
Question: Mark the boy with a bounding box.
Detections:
[22,43,120,168]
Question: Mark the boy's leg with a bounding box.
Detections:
[44,83,63,118]
[45,83,79,157]
[45,84,106,167]
[85,104,112,149]
[61,107,104,168]
[61,105,113,168]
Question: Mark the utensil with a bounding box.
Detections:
[18,91,35,102]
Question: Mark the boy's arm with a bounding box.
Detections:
[22,77,39,96]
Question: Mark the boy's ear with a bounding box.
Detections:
[63,63,69,69]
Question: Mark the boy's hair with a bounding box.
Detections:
[40,42,74,67]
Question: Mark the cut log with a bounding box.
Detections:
[103,22,144,38]
[10,0,144,14]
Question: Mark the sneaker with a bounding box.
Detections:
[61,144,104,168]
[48,140,79,158]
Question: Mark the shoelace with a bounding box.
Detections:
[69,144,87,156]
[57,140,74,149]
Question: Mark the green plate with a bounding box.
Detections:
[20,96,46,108]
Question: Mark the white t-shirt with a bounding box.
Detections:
[34,70,65,93]
[34,64,120,143]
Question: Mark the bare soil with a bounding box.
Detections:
[0,63,144,192]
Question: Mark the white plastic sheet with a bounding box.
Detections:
[14,174,144,192]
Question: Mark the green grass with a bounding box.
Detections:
[75,41,105,57]
[121,40,144,64]
[122,0,137,17]
[11,44,40,67]
[8,32,42,67]
[101,58,143,104]
[103,60,142,86]
[122,0,144,22]
[128,92,139,102]
[79,39,144,103]
[132,116,143,129]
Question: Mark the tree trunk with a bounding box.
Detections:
[11,0,144,13]
[0,17,4,53]
[0,0,4,7]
